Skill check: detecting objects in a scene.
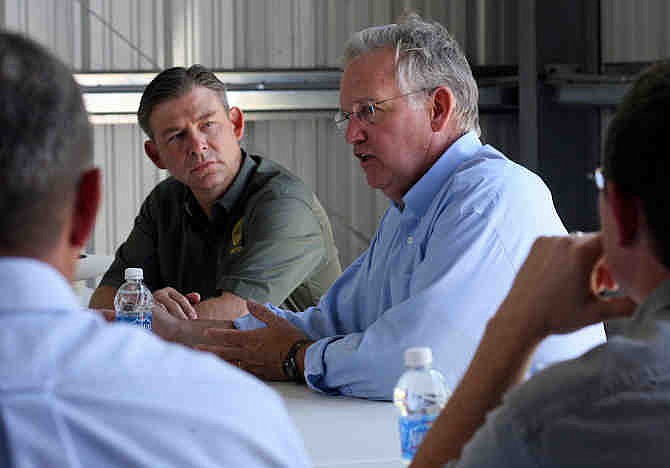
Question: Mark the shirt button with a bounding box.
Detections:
[407,236,414,244]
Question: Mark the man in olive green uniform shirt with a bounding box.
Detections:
[90,65,340,319]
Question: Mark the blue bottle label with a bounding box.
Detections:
[140,310,152,331]
[115,314,139,325]
[399,414,437,462]
[115,308,151,331]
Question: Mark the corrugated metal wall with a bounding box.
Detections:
[7,0,660,269]
[602,0,670,62]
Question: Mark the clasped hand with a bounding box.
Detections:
[498,233,636,339]
[196,301,309,381]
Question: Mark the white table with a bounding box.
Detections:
[73,253,114,305]
[270,383,403,467]
[74,253,114,281]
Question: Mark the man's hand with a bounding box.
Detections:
[498,233,637,341]
[151,302,187,342]
[153,287,201,320]
[194,292,250,321]
[93,308,116,322]
[95,303,188,343]
[196,301,309,381]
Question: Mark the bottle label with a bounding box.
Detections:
[115,314,139,325]
[115,307,152,331]
[140,310,152,331]
[398,414,437,462]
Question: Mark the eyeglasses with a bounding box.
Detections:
[589,167,605,191]
[333,89,429,131]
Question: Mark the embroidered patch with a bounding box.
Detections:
[230,218,244,254]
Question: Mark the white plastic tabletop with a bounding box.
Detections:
[269,382,403,467]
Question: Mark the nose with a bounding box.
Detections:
[186,129,208,159]
[344,116,366,145]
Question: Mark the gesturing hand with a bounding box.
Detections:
[498,234,637,339]
[153,287,201,320]
[197,301,309,381]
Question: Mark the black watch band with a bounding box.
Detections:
[282,339,312,383]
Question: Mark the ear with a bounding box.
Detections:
[144,140,166,169]
[70,168,101,249]
[606,181,639,247]
[228,106,245,141]
[429,86,455,132]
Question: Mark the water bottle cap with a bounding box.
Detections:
[404,347,432,367]
[124,267,144,280]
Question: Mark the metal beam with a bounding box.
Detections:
[76,69,519,123]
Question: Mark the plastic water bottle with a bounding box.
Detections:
[393,347,450,465]
[114,267,153,330]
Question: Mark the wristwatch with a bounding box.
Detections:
[282,339,312,382]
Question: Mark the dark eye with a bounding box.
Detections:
[359,103,375,121]
[167,131,184,143]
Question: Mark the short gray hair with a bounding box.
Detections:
[0,31,92,254]
[344,12,480,135]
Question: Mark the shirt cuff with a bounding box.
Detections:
[302,335,346,395]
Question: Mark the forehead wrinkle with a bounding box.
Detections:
[156,106,221,139]
[341,48,399,108]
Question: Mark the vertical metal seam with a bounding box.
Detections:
[518,0,538,170]
[163,0,172,67]
[80,0,91,70]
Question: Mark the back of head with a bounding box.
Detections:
[137,65,230,140]
[0,32,92,257]
[603,62,670,268]
[343,12,480,135]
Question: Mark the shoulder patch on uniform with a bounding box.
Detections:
[231,218,244,254]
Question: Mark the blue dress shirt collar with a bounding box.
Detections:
[401,131,483,218]
[0,257,79,312]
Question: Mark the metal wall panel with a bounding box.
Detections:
[4,0,83,68]
[91,125,166,257]
[480,114,520,163]
[603,0,670,63]
[87,0,165,70]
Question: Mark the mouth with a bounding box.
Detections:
[355,153,375,163]
[190,161,215,173]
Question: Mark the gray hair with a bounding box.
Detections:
[138,65,230,140]
[344,12,480,135]
[0,31,92,254]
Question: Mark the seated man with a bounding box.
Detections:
[411,62,670,467]
[194,14,605,400]
[89,65,341,318]
[0,31,309,467]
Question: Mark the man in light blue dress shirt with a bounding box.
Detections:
[411,63,670,467]
[0,32,309,467]
[196,14,605,400]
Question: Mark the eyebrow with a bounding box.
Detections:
[159,110,219,138]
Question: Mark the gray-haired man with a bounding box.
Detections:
[195,13,605,400]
